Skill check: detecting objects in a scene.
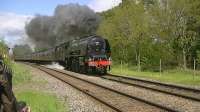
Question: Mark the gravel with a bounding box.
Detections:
[39,66,163,112]
[18,63,115,112]
[102,76,200,101]
[57,70,200,112]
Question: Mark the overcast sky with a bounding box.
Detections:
[0,0,122,47]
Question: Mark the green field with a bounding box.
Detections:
[110,64,200,86]
[13,63,67,112]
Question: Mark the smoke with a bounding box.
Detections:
[26,15,56,49]
[26,4,100,50]
[54,4,100,42]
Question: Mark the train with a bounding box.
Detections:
[16,35,111,74]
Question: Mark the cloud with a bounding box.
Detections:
[0,12,33,47]
[0,1,122,47]
[88,0,122,12]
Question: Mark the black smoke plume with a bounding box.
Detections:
[25,4,100,50]
[26,15,56,49]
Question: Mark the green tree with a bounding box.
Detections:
[0,38,12,67]
[13,44,32,58]
[97,0,200,71]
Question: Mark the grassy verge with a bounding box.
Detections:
[16,91,65,112]
[12,63,32,85]
[13,63,67,112]
[110,64,200,86]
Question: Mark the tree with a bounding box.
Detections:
[0,38,12,66]
[167,0,198,69]
[97,0,200,71]
[13,45,32,58]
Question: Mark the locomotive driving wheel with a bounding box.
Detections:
[71,58,77,72]
[99,66,107,75]
[75,59,80,73]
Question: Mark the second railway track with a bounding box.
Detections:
[102,74,200,102]
[29,63,180,112]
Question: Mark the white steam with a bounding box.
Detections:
[45,62,65,70]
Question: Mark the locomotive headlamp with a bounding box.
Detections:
[88,57,92,61]
[108,57,112,61]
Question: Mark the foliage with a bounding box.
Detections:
[13,44,32,58]
[97,0,200,70]
[0,38,12,67]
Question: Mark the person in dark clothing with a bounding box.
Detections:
[16,101,30,112]
[0,54,18,112]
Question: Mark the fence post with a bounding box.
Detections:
[159,59,162,75]
[121,60,123,75]
[193,58,196,80]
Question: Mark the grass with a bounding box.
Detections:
[12,63,67,112]
[12,63,32,85]
[110,64,200,86]
[16,91,66,112]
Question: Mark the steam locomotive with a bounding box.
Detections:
[16,35,111,74]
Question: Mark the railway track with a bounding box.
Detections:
[29,63,179,112]
[102,74,200,102]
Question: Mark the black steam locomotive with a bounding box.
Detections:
[17,35,111,74]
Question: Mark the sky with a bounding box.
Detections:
[0,0,122,47]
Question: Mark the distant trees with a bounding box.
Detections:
[13,44,32,57]
[97,0,200,71]
[0,38,12,66]
[0,38,9,54]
